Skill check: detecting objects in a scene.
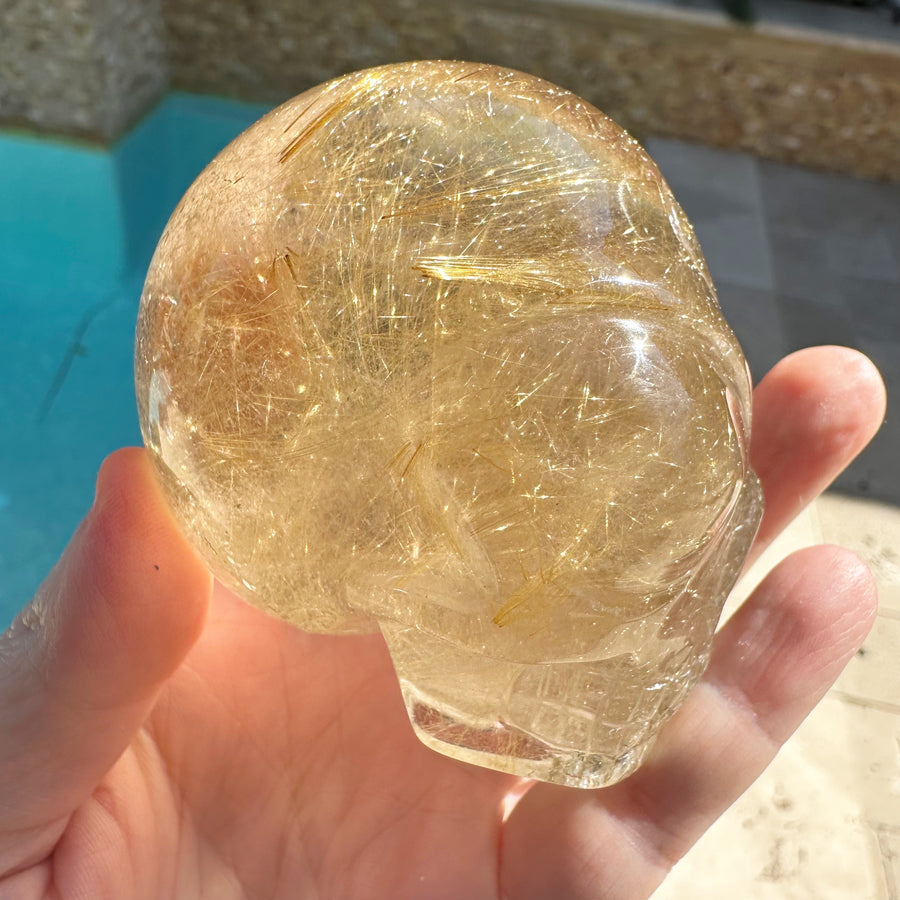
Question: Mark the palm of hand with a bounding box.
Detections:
[0,347,885,900]
[120,594,511,900]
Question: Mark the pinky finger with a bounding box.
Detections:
[500,545,877,900]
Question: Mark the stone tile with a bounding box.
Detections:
[695,211,775,293]
[767,234,900,347]
[799,694,900,831]
[843,276,900,343]
[777,292,856,352]
[825,232,900,284]
[715,282,788,383]
[877,584,900,621]
[768,227,859,311]
[660,181,752,223]
[835,615,900,710]
[645,137,764,202]
[0,0,167,139]
[816,493,900,591]
[645,138,774,291]
[765,227,900,338]
[759,160,900,242]
[652,725,888,899]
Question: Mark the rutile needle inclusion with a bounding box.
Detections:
[135,61,763,788]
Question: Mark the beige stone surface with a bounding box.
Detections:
[654,492,900,898]
[652,733,887,899]
[0,0,167,140]
[836,616,900,710]
[801,695,900,831]
[817,494,900,590]
[878,582,900,618]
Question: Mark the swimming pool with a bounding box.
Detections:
[0,93,271,627]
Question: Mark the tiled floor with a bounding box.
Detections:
[646,138,900,898]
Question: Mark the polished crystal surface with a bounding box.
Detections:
[135,61,763,788]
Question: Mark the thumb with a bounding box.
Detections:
[0,447,211,872]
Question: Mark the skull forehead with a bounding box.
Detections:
[136,62,754,657]
[151,61,710,327]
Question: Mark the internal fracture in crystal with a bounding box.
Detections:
[135,60,764,788]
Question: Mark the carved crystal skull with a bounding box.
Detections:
[135,61,763,788]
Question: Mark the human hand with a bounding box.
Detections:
[0,345,885,900]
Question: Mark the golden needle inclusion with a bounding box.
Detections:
[135,61,763,788]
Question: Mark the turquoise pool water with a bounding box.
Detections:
[0,94,271,627]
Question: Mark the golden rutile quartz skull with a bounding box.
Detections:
[135,61,763,788]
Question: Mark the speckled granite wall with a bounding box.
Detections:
[3,0,900,180]
[0,0,167,140]
[161,0,900,182]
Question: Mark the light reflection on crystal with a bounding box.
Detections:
[135,61,763,788]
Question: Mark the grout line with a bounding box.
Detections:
[876,826,899,900]
[831,690,900,716]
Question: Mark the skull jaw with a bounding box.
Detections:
[377,472,763,788]
[403,685,653,789]
[380,620,696,789]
